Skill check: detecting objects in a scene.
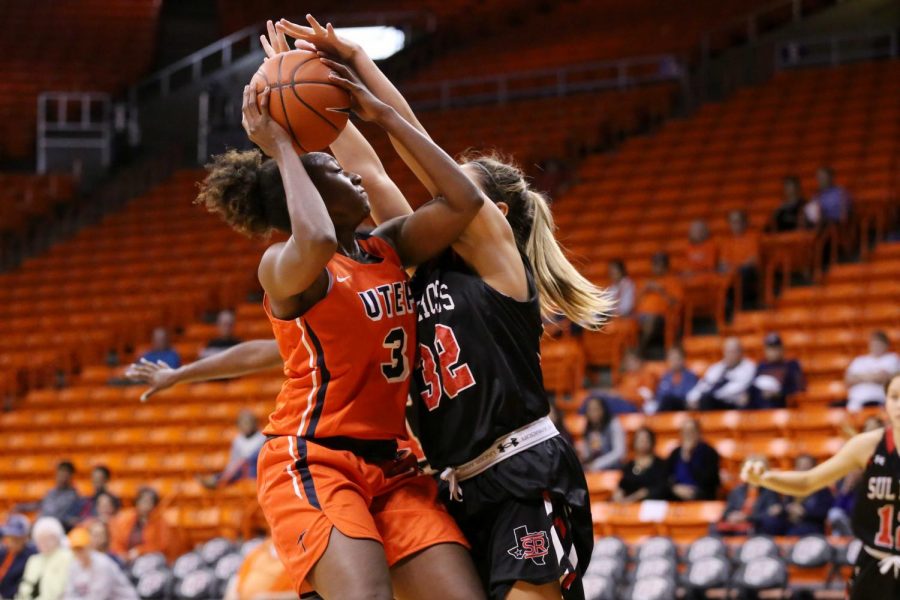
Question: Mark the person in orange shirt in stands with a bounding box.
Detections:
[223,538,295,600]
[108,487,185,563]
[636,252,683,357]
[719,210,761,308]
[615,348,659,411]
[683,220,718,275]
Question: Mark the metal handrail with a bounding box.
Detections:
[37,92,112,173]
[401,54,683,110]
[776,29,899,69]
[130,10,433,103]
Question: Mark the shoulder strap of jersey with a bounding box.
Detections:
[357,232,403,269]
[886,427,895,454]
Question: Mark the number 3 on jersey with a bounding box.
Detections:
[381,327,410,383]
[418,324,476,411]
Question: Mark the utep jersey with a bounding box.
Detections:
[409,249,547,470]
[263,234,416,441]
[853,428,900,551]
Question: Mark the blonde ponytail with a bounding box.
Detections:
[524,189,614,329]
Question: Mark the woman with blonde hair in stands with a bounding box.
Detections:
[743,374,900,599]
[15,517,72,600]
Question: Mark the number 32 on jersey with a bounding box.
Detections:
[417,324,476,411]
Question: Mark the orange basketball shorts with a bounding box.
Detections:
[256,436,469,594]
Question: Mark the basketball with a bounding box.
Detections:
[252,49,351,153]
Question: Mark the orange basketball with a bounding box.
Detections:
[252,50,351,153]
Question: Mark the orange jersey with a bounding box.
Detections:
[263,235,416,440]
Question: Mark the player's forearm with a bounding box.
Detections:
[272,139,337,251]
[758,470,815,497]
[173,340,282,384]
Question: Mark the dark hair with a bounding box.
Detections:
[610,259,627,277]
[872,330,890,346]
[95,491,121,512]
[783,175,800,186]
[669,344,685,357]
[584,396,612,433]
[92,465,111,479]
[651,252,670,269]
[57,461,75,474]
[135,486,160,508]
[633,426,656,451]
[195,149,327,238]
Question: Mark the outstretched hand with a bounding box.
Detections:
[260,18,317,59]
[321,57,391,123]
[124,358,180,402]
[277,14,360,62]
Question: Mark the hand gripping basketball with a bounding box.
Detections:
[321,58,391,123]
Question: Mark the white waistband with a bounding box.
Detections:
[864,545,900,578]
[440,416,559,501]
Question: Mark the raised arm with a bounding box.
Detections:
[742,430,880,497]
[125,340,282,401]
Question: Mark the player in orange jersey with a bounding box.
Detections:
[191,39,486,598]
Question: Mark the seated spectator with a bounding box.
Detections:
[87,493,119,527]
[548,402,574,447]
[718,210,760,308]
[812,166,851,226]
[139,327,180,369]
[651,345,699,413]
[752,333,806,409]
[768,176,806,232]
[63,528,137,600]
[223,538,294,600]
[845,330,900,412]
[578,397,626,471]
[636,252,683,355]
[717,457,784,536]
[782,454,834,536]
[84,521,123,570]
[686,337,757,411]
[79,466,120,521]
[16,517,72,600]
[198,410,266,489]
[666,419,720,501]
[614,349,658,411]
[0,515,37,599]
[109,487,184,562]
[614,427,668,503]
[200,309,242,358]
[17,461,83,531]
[608,259,635,317]
[683,220,718,275]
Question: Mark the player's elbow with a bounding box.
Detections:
[302,232,339,261]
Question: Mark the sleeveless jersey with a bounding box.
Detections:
[409,249,547,470]
[852,428,900,551]
[263,234,416,441]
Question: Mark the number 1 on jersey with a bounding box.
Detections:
[875,504,900,549]
[418,324,476,411]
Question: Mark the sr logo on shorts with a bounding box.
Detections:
[507,525,550,565]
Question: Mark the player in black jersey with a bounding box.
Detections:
[743,374,900,599]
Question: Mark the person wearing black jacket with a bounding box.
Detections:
[667,419,721,500]
[614,427,668,503]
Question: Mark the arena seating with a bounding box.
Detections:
[0,173,76,238]
[0,0,160,159]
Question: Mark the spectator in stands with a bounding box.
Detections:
[613,348,658,412]
[768,176,806,232]
[16,517,72,600]
[86,493,119,527]
[199,309,242,358]
[138,327,180,369]
[16,461,83,531]
[109,487,183,563]
[683,220,717,275]
[719,210,760,308]
[716,457,784,536]
[85,521,122,570]
[636,252,683,356]
[198,409,266,489]
[652,345,700,413]
[548,402,574,446]
[812,166,851,226]
[578,397,626,471]
[686,337,757,411]
[752,332,806,409]
[844,330,900,411]
[666,419,720,501]
[222,538,293,600]
[613,427,667,503]
[0,515,37,599]
[79,466,120,520]
[782,454,834,536]
[63,527,137,600]
[608,259,635,317]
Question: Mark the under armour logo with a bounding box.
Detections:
[497,437,519,453]
[875,455,886,466]
[507,525,550,565]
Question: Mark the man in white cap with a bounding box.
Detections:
[62,527,137,600]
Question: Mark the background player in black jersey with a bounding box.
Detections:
[743,373,900,600]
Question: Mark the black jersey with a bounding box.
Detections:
[852,428,900,551]
[409,249,548,470]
